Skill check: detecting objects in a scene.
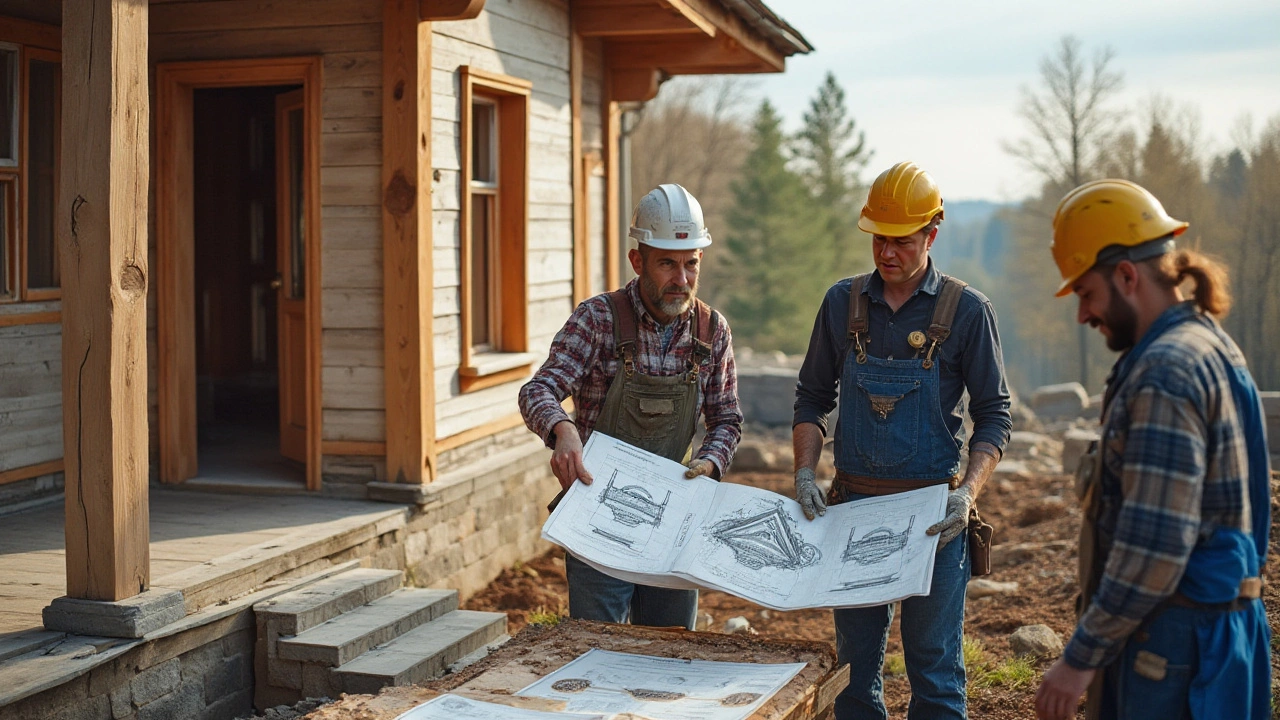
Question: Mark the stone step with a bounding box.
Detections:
[277,588,458,667]
[254,567,404,637]
[333,610,508,696]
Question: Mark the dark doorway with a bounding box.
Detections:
[191,84,303,487]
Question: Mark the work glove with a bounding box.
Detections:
[926,484,974,549]
[684,458,716,480]
[794,467,826,520]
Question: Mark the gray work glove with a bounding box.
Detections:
[926,484,974,549]
[684,458,716,480]
[794,467,826,520]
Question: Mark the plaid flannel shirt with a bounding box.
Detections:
[518,279,742,473]
[1065,303,1263,669]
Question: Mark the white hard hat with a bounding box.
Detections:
[629,183,712,250]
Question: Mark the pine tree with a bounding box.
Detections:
[793,72,872,275]
[721,100,833,354]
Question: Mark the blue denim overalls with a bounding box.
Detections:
[830,273,972,720]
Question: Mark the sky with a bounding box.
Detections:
[753,0,1280,202]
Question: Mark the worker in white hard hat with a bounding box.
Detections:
[519,183,743,628]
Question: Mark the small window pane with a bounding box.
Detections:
[26,59,58,289]
[471,100,496,185]
[0,47,16,165]
[1,178,12,297]
[470,192,492,350]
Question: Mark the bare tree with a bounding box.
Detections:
[1004,35,1123,388]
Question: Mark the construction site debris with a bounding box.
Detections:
[966,579,1019,599]
[1029,382,1091,419]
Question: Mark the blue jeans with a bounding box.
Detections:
[565,553,699,629]
[833,526,970,720]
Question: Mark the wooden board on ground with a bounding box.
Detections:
[305,619,849,720]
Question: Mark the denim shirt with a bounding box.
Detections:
[793,261,1012,455]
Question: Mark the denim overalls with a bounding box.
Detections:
[830,273,972,720]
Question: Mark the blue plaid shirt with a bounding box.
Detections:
[1064,302,1270,669]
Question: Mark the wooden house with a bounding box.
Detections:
[0,0,809,717]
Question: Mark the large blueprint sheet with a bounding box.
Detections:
[517,649,805,720]
[542,433,948,610]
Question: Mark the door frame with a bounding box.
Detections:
[155,57,323,490]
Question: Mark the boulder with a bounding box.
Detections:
[1029,382,1090,419]
[1009,624,1064,658]
[735,367,805,427]
[1061,428,1100,476]
[731,442,777,472]
[695,612,714,632]
[723,616,753,635]
[1006,431,1054,458]
[966,578,1019,599]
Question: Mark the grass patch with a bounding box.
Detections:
[883,653,906,677]
[963,636,1039,694]
[525,606,564,627]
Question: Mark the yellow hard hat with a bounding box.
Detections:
[858,161,944,237]
[1050,179,1189,297]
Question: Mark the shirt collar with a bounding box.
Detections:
[1103,301,1201,408]
[865,259,942,303]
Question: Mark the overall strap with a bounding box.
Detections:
[604,289,639,377]
[690,300,716,359]
[845,273,872,364]
[921,274,968,369]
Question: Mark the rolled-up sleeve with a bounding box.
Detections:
[697,320,743,473]
[961,298,1012,454]
[518,301,604,447]
[793,284,845,435]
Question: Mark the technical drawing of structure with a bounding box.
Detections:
[597,470,669,527]
[832,515,915,591]
[708,503,821,571]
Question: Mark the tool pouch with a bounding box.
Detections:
[968,507,995,577]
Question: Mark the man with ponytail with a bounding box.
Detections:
[1034,180,1272,720]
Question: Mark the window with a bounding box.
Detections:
[0,34,60,304]
[458,66,533,392]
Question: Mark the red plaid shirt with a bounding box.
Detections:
[519,279,742,473]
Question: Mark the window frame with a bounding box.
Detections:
[0,21,61,309]
[0,42,18,169]
[457,66,533,393]
[0,175,14,301]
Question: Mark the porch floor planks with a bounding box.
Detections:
[0,488,406,636]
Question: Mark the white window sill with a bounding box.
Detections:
[459,351,538,378]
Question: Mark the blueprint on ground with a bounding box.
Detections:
[391,693,604,719]
[542,432,948,610]
[517,648,805,720]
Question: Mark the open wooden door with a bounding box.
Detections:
[275,89,307,463]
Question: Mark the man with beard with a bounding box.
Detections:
[1034,180,1271,720]
[519,183,742,629]
[792,161,1011,720]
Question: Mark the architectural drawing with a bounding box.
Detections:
[543,433,949,610]
[833,516,916,591]
[708,502,821,571]
[390,693,605,720]
[518,649,805,720]
[588,470,671,549]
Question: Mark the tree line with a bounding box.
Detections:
[630,73,873,354]
[630,39,1280,394]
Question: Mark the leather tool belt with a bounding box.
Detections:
[1168,577,1263,612]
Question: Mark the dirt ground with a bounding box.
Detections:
[464,448,1280,719]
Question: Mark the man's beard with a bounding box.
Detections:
[641,273,697,319]
[1097,282,1138,351]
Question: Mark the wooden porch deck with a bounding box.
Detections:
[0,488,407,639]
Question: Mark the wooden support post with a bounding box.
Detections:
[59,0,151,601]
[382,0,436,484]
[604,99,621,290]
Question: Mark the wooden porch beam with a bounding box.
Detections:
[574,5,713,38]
[59,0,151,601]
[607,67,662,102]
[606,36,759,72]
[420,0,485,21]
[382,0,436,484]
[681,0,785,71]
